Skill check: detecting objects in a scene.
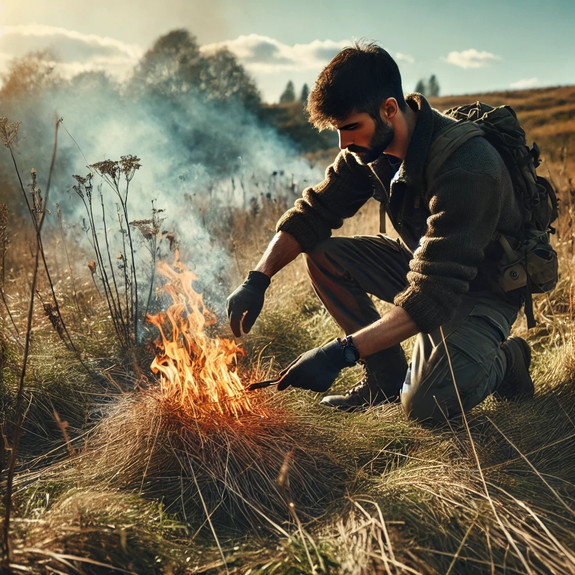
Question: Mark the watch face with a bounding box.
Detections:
[340,337,359,363]
[343,346,358,363]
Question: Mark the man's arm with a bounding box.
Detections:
[254,231,303,278]
[352,305,419,358]
[274,305,419,393]
[253,234,418,357]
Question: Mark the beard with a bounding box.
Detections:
[348,118,394,163]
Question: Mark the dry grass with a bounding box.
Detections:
[45,391,348,535]
[1,85,575,574]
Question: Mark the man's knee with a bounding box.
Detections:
[304,237,350,267]
[400,358,467,424]
[401,387,456,425]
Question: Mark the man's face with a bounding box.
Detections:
[335,110,394,163]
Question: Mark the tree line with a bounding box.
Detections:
[1,29,262,112]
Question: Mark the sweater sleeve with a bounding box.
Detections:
[275,150,378,252]
[394,147,507,333]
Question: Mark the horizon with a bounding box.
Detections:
[1,0,574,103]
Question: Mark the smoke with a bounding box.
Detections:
[1,74,322,320]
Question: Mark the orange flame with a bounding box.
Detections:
[147,255,266,420]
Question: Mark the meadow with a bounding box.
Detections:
[0,85,574,574]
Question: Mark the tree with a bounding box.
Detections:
[128,29,203,98]
[199,47,261,111]
[428,74,440,98]
[0,50,61,99]
[414,75,440,98]
[414,79,427,95]
[300,83,310,105]
[279,81,296,104]
[128,30,261,111]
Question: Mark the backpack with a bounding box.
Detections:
[426,101,559,328]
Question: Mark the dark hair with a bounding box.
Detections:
[307,41,406,130]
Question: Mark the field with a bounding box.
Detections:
[0,85,574,574]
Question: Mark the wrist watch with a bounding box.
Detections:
[338,335,360,364]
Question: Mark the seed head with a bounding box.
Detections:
[0,117,20,148]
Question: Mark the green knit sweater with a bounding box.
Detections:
[276,94,523,333]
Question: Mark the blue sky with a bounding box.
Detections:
[1,0,573,102]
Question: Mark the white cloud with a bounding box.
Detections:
[510,77,538,89]
[0,24,142,57]
[395,52,415,64]
[444,49,501,69]
[0,24,142,80]
[202,34,349,75]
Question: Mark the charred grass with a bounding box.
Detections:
[1,86,575,573]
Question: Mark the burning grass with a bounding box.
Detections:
[147,254,268,422]
[47,255,348,538]
[71,392,347,535]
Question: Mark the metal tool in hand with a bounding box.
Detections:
[247,378,280,391]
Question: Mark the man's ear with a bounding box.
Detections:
[379,98,398,121]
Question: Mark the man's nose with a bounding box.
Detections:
[338,131,351,150]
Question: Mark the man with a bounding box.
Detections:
[226,42,534,423]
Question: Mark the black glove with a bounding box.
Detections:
[226,271,270,337]
[277,338,358,392]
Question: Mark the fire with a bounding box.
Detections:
[147,255,266,420]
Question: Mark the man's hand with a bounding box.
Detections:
[277,338,357,392]
[226,271,270,337]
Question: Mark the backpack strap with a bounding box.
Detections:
[425,122,484,184]
[497,233,536,328]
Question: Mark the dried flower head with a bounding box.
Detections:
[120,155,141,182]
[130,218,160,240]
[90,159,119,181]
[72,173,93,200]
[0,117,20,148]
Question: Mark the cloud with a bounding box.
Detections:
[0,24,142,79]
[444,49,501,69]
[202,34,348,75]
[395,52,415,64]
[510,77,538,89]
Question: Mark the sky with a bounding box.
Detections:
[0,0,573,102]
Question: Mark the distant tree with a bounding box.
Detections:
[414,79,427,95]
[414,75,440,98]
[0,50,61,99]
[199,47,261,112]
[428,74,440,97]
[128,29,261,111]
[279,81,296,104]
[300,83,309,105]
[128,29,203,98]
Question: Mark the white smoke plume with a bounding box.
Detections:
[1,73,323,322]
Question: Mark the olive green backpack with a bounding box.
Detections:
[426,102,559,327]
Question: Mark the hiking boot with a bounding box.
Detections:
[320,344,407,412]
[320,377,401,411]
[493,337,534,401]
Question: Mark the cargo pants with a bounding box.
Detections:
[303,235,521,423]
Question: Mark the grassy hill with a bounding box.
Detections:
[0,86,574,574]
[431,85,575,166]
[299,85,575,173]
